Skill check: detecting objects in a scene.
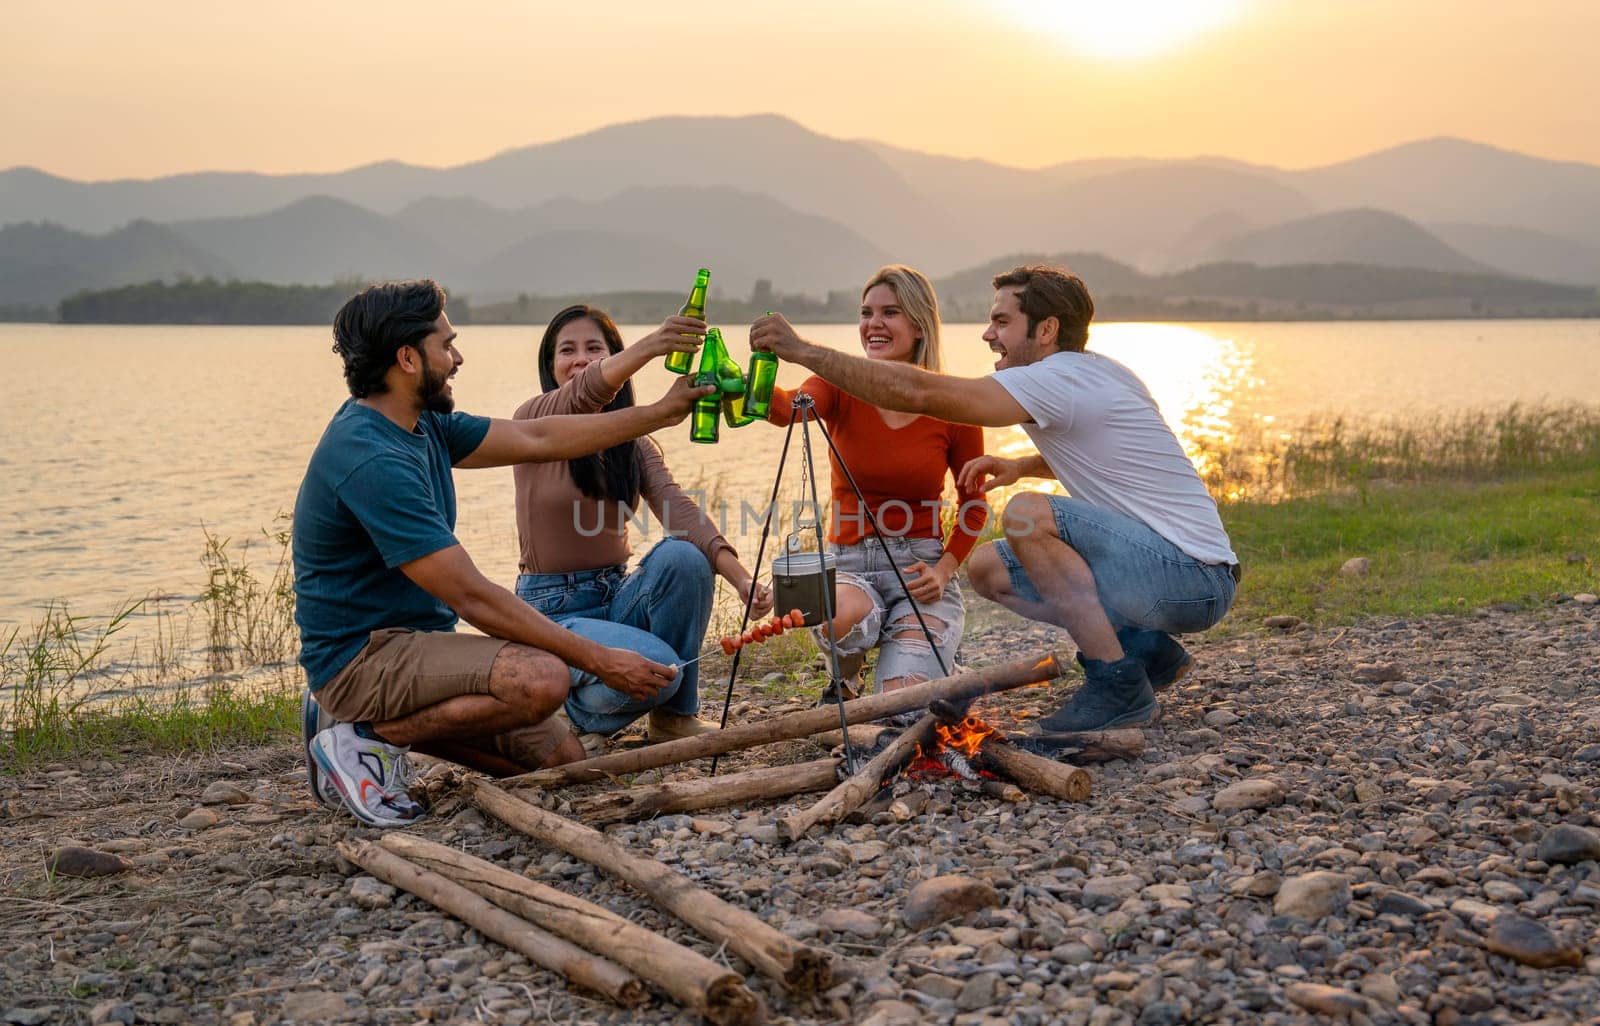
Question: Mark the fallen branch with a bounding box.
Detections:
[379,835,760,1026]
[504,652,1064,789]
[474,780,832,994]
[775,716,939,843]
[979,742,1093,802]
[567,758,839,825]
[337,839,646,1008]
[1018,727,1146,764]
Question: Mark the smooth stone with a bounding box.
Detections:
[1203,709,1241,728]
[1262,615,1302,629]
[1353,663,1403,683]
[1573,593,1598,605]
[46,846,133,879]
[177,808,220,830]
[1274,872,1351,920]
[1285,982,1366,1017]
[818,908,882,939]
[1536,824,1600,865]
[280,991,354,1022]
[1339,557,1371,577]
[1081,874,1144,910]
[1,1010,58,1026]
[859,1000,923,1026]
[1359,972,1401,1006]
[1213,779,1284,812]
[1376,891,1431,917]
[1231,871,1282,898]
[903,875,1001,931]
[1483,915,1582,968]
[199,780,251,805]
[349,877,396,910]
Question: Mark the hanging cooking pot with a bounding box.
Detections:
[771,549,837,627]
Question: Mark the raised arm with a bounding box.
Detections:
[750,314,1030,428]
[598,315,704,390]
[460,375,712,468]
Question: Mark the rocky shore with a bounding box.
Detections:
[3,598,1598,1026]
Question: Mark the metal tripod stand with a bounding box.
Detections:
[710,392,950,774]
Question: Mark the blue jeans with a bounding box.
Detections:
[991,497,1236,634]
[514,539,714,735]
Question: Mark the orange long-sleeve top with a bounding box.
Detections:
[767,376,989,564]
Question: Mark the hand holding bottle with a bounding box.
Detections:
[637,315,706,362]
[651,375,718,427]
[749,312,804,361]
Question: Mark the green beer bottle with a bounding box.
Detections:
[689,323,722,443]
[705,327,746,395]
[722,391,760,428]
[744,350,778,420]
[665,267,711,375]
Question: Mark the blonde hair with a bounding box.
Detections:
[861,264,943,372]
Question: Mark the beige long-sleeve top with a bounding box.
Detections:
[512,360,736,574]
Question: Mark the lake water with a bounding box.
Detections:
[3,318,1598,648]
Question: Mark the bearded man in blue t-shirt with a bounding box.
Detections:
[295,280,709,827]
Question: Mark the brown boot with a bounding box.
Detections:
[647,709,720,742]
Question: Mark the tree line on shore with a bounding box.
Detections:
[17,260,1600,326]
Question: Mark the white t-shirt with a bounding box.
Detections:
[992,351,1237,565]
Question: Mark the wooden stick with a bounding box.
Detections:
[474,780,833,994]
[980,742,1093,802]
[978,778,1027,802]
[1021,727,1146,764]
[379,835,760,1026]
[337,840,646,1008]
[775,715,939,843]
[568,758,840,825]
[504,653,1064,789]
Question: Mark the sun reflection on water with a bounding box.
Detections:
[991,322,1252,497]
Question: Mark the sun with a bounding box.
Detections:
[1005,0,1245,61]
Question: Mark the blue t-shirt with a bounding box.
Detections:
[292,399,492,689]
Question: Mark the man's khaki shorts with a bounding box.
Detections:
[311,628,571,769]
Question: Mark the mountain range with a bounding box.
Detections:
[4,114,1600,309]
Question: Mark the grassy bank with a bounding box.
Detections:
[4,404,1597,770]
[1221,466,1599,626]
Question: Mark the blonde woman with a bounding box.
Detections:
[763,265,988,702]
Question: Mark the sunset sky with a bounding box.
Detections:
[6,0,1597,181]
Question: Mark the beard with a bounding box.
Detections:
[419,360,455,414]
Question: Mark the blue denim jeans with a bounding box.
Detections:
[991,496,1236,634]
[514,539,714,735]
[819,536,964,691]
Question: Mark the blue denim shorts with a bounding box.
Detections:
[991,496,1235,634]
[818,535,964,689]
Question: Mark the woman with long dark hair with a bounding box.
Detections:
[512,305,771,753]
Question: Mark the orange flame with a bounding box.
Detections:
[935,716,999,759]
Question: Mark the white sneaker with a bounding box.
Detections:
[309,723,427,828]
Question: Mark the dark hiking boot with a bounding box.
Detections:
[1075,631,1195,691]
[1117,627,1195,690]
[1038,655,1158,733]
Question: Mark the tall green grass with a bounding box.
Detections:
[1,523,300,771]
[1195,402,1600,504]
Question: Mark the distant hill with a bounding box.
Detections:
[170,196,454,285]
[1200,208,1494,274]
[0,220,227,306]
[4,118,1600,305]
[1427,222,1600,286]
[929,252,1595,321]
[1289,137,1600,248]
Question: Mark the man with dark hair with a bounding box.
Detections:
[750,264,1237,735]
[296,280,708,826]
